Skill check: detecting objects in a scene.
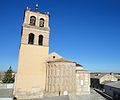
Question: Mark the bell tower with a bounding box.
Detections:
[15,6,50,99]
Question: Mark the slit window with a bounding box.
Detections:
[38,35,43,45]
[28,33,34,44]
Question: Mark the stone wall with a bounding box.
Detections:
[46,62,76,96]
[76,70,90,95]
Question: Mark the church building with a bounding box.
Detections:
[14,6,90,99]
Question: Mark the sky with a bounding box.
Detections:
[0,0,120,72]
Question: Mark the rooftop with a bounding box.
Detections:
[105,81,120,89]
[90,73,117,79]
[21,89,106,100]
[90,73,106,79]
[25,8,49,16]
[47,58,75,63]
[0,88,106,100]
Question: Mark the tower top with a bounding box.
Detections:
[25,4,50,16]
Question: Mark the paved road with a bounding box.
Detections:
[0,89,13,98]
[0,89,13,100]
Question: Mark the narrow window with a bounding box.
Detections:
[28,33,34,44]
[38,35,43,45]
[30,16,36,26]
[39,18,44,27]
[81,80,83,85]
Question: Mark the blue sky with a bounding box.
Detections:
[0,0,120,72]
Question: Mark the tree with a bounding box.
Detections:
[2,66,15,83]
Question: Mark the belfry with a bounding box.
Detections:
[15,6,50,99]
[15,5,90,99]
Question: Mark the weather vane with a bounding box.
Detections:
[36,3,39,11]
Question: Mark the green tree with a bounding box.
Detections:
[2,66,15,83]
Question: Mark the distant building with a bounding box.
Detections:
[104,81,120,100]
[14,7,90,99]
[114,74,120,81]
[90,73,118,89]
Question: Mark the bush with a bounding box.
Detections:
[2,66,15,83]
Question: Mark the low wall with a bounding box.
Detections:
[0,98,13,100]
[0,84,14,89]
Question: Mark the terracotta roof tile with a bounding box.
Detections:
[47,58,74,63]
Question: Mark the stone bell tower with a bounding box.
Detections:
[15,6,50,99]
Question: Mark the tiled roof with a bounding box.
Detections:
[76,63,83,67]
[47,58,74,63]
[90,73,106,79]
[115,75,120,79]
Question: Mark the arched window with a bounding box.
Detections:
[30,16,36,26]
[28,33,34,44]
[39,18,44,27]
[38,35,43,45]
